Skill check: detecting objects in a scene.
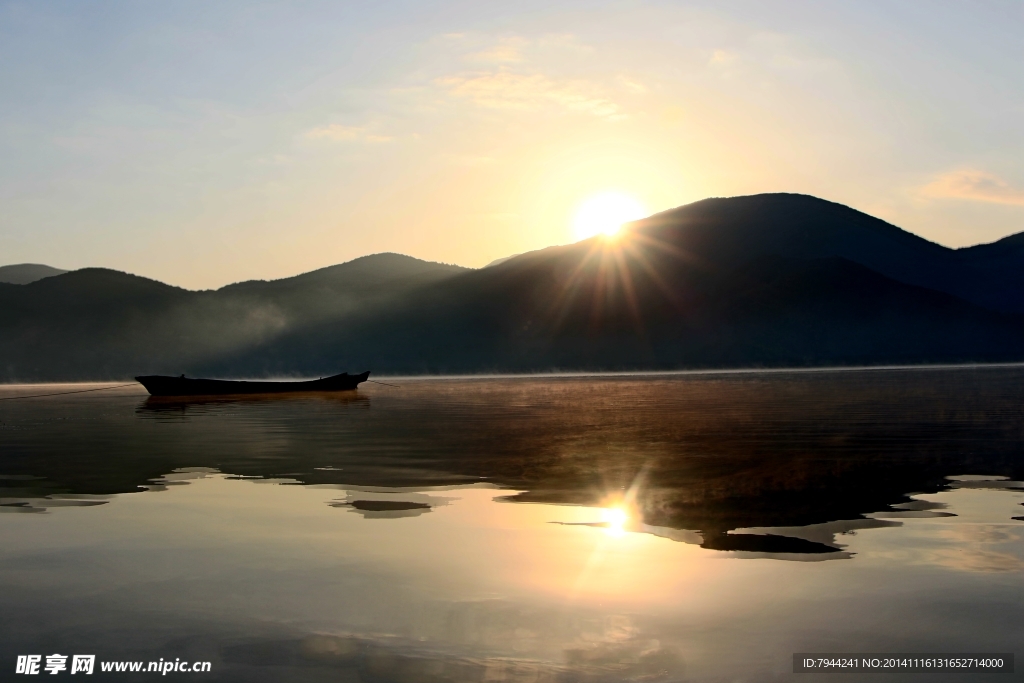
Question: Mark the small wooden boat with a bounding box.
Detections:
[135,371,370,397]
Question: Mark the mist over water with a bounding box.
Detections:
[1,368,1022,681]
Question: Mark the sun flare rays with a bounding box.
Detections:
[572,192,648,241]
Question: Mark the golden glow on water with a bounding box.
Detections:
[2,471,1022,680]
[601,505,629,535]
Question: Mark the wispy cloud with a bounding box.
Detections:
[447,154,498,167]
[921,169,1024,206]
[305,124,393,144]
[434,34,630,121]
[708,49,739,67]
[707,34,837,76]
[616,75,647,94]
[468,36,528,64]
[437,71,624,120]
[535,33,594,54]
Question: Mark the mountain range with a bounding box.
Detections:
[2,193,1023,381]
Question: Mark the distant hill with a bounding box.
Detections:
[0,254,468,381]
[484,253,521,268]
[0,263,67,285]
[1,196,1023,381]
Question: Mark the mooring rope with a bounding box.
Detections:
[0,383,137,401]
[366,380,401,388]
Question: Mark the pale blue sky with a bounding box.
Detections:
[1,0,1022,288]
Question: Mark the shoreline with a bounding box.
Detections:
[4,360,1024,387]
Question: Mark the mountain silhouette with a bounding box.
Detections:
[2,194,1023,380]
[0,263,67,285]
[633,193,1024,313]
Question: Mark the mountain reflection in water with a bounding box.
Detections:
[1,368,1023,682]
[3,367,1023,552]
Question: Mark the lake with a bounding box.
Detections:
[1,368,1022,681]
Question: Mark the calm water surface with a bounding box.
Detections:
[1,368,1022,682]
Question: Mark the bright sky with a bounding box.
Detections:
[1,1,1022,289]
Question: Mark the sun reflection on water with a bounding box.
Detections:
[601,505,630,536]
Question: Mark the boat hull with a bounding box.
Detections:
[135,371,370,397]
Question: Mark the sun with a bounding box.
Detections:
[572,192,648,242]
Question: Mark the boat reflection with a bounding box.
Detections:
[137,391,370,415]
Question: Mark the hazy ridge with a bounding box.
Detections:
[0,263,68,285]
